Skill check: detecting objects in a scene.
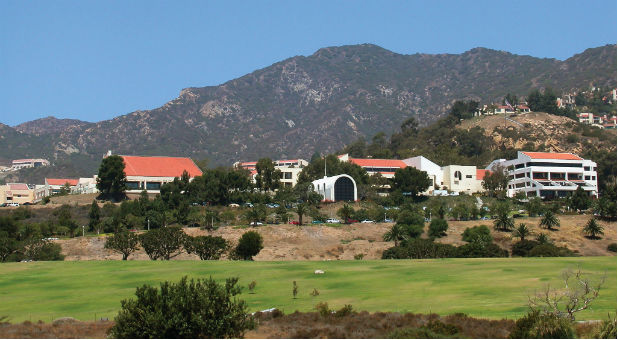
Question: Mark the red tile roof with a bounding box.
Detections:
[8,183,29,190]
[121,156,202,178]
[476,169,491,180]
[46,178,79,186]
[349,158,407,168]
[522,152,582,160]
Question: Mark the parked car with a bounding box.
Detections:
[312,220,323,224]
[7,203,19,207]
[346,218,359,223]
[361,219,374,223]
[289,220,300,225]
[266,203,280,209]
[228,203,240,208]
[244,203,254,208]
[384,218,394,223]
[325,218,340,224]
[249,221,263,226]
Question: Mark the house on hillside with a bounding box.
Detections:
[120,155,203,193]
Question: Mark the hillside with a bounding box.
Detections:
[0,44,615,180]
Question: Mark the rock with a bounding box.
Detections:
[314,269,325,274]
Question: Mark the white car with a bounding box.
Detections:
[249,222,263,226]
[7,203,19,207]
[325,218,340,224]
[361,219,375,223]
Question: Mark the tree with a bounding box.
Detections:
[295,203,308,226]
[337,204,355,224]
[391,167,431,198]
[97,155,127,201]
[234,231,263,260]
[540,211,560,230]
[22,239,64,261]
[109,276,254,338]
[482,165,509,198]
[254,158,281,192]
[570,186,591,211]
[583,218,604,239]
[140,227,187,260]
[88,200,101,234]
[512,223,531,241]
[186,235,230,260]
[462,225,492,244]
[428,218,448,238]
[54,204,79,237]
[525,197,543,217]
[104,231,139,260]
[493,210,514,232]
[383,224,408,247]
[244,205,266,226]
[0,231,19,262]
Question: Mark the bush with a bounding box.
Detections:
[428,219,448,238]
[607,243,617,252]
[510,310,576,339]
[234,231,263,260]
[461,225,492,244]
[593,314,617,339]
[388,320,459,339]
[382,239,458,259]
[512,240,540,257]
[528,244,576,257]
[185,235,229,260]
[457,241,508,258]
[108,276,254,338]
[23,239,64,261]
[139,227,186,260]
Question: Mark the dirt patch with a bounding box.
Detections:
[0,320,113,339]
[56,214,615,261]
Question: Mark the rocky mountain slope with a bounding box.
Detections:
[1,44,616,180]
[14,116,91,136]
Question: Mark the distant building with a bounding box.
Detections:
[120,155,203,193]
[233,159,308,188]
[441,165,485,194]
[11,158,50,170]
[338,154,406,179]
[487,151,598,199]
[312,175,358,202]
[0,183,36,205]
[45,178,80,196]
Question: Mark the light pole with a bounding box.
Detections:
[147,218,150,231]
[82,225,85,237]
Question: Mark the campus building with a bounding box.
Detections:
[0,183,43,205]
[44,178,80,196]
[233,159,308,188]
[11,158,50,170]
[120,155,203,193]
[486,151,598,199]
[312,175,358,202]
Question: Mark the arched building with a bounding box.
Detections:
[312,175,357,202]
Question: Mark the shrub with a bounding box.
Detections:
[528,244,576,257]
[108,276,253,338]
[315,302,331,317]
[457,241,508,258]
[593,314,617,339]
[185,235,229,260]
[140,227,187,260]
[335,304,354,317]
[248,281,256,294]
[428,219,448,238]
[23,239,64,261]
[607,243,617,252]
[382,239,458,259]
[510,310,575,339]
[511,240,540,257]
[461,225,492,244]
[234,231,263,260]
[354,253,364,260]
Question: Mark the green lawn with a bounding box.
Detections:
[0,257,615,323]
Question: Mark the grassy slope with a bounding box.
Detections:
[0,257,615,323]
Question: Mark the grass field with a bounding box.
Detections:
[0,257,615,323]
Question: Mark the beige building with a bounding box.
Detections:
[0,183,36,205]
[441,165,486,194]
[234,159,308,188]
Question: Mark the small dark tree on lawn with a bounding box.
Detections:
[140,227,187,260]
[185,235,230,260]
[292,281,298,299]
[428,218,448,238]
[540,211,560,231]
[583,218,604,239]
[109,276,254,338]
[104,231,139,260]
[234,231,263,260]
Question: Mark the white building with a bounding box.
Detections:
[44,178,80,196]
[441,165,485,194]
[312,175,358,202]
[402,156,444,192]
[486,151,598,199]
[11,158,50,170]
[233,159,308,188]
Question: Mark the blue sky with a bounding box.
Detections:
[1,0,616,126]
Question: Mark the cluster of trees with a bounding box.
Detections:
[104,227,263,261]
[0,208,64,262]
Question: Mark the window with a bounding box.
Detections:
[585,176,590,180]
[284,172,292,179]
[454,171,462,180]
[584,166,591,171]
[592,176,596,180]
[146,182,161,190]
[466,175,472,179]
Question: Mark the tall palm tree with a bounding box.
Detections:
[583,218,604,239]
[493,211,514,232]
[383,224,408,247]
[540,211,560,230]
[512,223,531,241]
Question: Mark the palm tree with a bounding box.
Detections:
[295,203,308,226]
[583,218,604,239]
[536,233,551,245]
[383,224,408,247]
[337,204,355,224]
[540,211,560,230]
[512,223,531,241]
[244,206,262,227]
[493,211,514,232]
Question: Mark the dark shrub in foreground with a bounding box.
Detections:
[457,241,508,258]
[109,276,254,338]
[607,243,617,252]
[512,240,540,257]
[382,239,458,259]
[234,231,263,260]
[511,240,577,257]
[510,310,575,339]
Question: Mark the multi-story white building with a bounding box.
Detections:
[486,151,598,199]
[233,159,308,188]
[11,158,50,170]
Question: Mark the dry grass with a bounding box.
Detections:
[0,319,113,339]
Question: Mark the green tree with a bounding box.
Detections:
[0,231,19,262]
[383,224,408,246]
[54,204,79,237]
[582,218,604,239]
[88,200,101,233]
[570,186,591,211]
[234,231,263,260]
[254,158,281,192]
[540,211,560,230]
[104,231,139,260]
[337,204,355,224]
[391,167,431,198]
[96,155,127,201]
[462,225,492,244]
[525,197,543,217]
[493,210,514,232]
[482,165,509,198]
[428,219,448,238]
[512,223,531,241]
[185,235,230,260]
[109,276,254,338]
[140,227,187,260]
[244,205,266,226]
[295,203,308,226]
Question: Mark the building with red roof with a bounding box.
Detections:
[118,155,202,192]
[486,151,597,199]
[0,183,37,205]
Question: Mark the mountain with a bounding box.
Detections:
[14,116,91,136]
[0,44,615,181]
